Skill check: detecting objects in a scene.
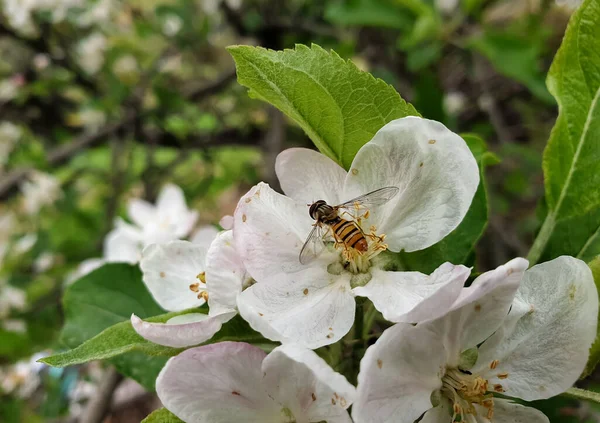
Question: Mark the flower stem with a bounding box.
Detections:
[563,387,600,404]
[527,213,555,266]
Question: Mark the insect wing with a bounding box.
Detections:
[339,186,400,209]
[299,224,326,265]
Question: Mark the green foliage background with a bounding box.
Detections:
[1,0,600,422]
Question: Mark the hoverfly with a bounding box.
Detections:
[299,186,400,265]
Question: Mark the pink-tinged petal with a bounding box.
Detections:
[140,241,207,312]
[233,183,317,282]
[276,148,347,205]
[190,225,219,249]
[344,117,479,253]
[475,257,598,401]
[219,215,233,230]
[353,263,470,323]
[353,323,446,423]
[157,342,281,423]
[430,258,528,366]
[474,399,549,423]
[127,198,155,228]
[206,230,247,316]
[262,345,355,423]
[103,226,142,264]
[131,312,235,348]
[237,268,355,349]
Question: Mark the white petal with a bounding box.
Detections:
[155,183,198,238]
[431,258,528,365]
[156,342,282,423]
[353,323,445,423]
[127,198,155,228]
[206,230,246,316]
[474,399,549,423]
[475,256,598,401]
[103,226,142,263]
[237,268,355,349]
[276,148,347,205]
[131,312,235,348]
[420,399,452,423]
[140,241,207,312]
[344,117,479,252]
[233,183,317,282]
[262,345,355,423]
[190,225,219,249]
[353,263,470,323]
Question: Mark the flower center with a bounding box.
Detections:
[189,272,208,300]
[441,368,501,422]
[333,223,388,275]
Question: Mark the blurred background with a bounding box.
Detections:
[0,0,592,422]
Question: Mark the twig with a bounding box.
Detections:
[262,107,285,191]
[0,73,237,200]
[474,55,512,144]
[78,368,123,423]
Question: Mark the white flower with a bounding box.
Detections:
[76,108,106,132]
[0,283,27,318]
[77,32,107,75]
[77,0,113,27]
[436,0,459,14]
[234,117,479,348]
[20,171,61,215]
[33,251,56,273]
[0,77,21,102]
[66,257,105,285]
[14,233,37,254]
[157,342,355,423]
[443,92,467,116]
[2,318,27,333]
[556,0,582,9]
[131,230,249,347]
[104,183,198,263]
[353,256,598,423]
[0,353,46,397]
[162,14,183,36]
[33,53,51,70]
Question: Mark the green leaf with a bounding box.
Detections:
[582,256,600,378]
[40,312,263,368]
[468,30,554,104]
[325,0,413,30]
[228,44,419,169]
[528,0,600,265]
[142,408,184,423]
[51,263,168,390]
[400,134,498,273]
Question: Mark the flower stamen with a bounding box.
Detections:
[441,368,500,422]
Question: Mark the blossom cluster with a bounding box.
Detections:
[124,117,596,422]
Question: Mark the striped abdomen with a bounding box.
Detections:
[328,217,368,252]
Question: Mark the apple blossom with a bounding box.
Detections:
[234,117,479,348]
[20,171,62,215]
[157,342,355,423]
[132,230,250,347]
[353,256,598,423]
[103,183,198,264]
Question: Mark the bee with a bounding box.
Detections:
[299,186,400,265]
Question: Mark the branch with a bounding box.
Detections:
[0,73,236,200]
[78,368,123,423]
